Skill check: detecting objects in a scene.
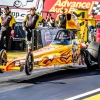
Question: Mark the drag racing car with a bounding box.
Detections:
[0,29,99,75]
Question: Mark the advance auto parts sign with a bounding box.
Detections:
[50,0,94,14]
[43,0,100,19]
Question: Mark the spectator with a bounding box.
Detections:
[46,13,55,27]
[0,6,16,50]
[56,7,66,29]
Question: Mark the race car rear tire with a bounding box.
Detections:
[81,49,96,70]
[78,51,86,65]
[0,49,7,73]
[87,41,100,60]
[88,41,100,69]
[98,46,100,69]
[25,52,34,75]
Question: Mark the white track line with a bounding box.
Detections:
[64,88,100,100]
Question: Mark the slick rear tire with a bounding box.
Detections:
[25,52,34,75]
[0,49,7,73]
[88,41,100,60]
[81,49,96,70]
[88,41,100,69]
[81,50,90,67]
[98,46,100,69]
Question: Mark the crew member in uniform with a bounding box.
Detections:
[56,8,66,29]
[88,13,96,32]
[88,13,96,42]
[22,6,44,51]
[0,6,15,50]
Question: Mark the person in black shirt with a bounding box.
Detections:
[0,6,15,50]
[22,6,43,41]
[22,6,43,51]
[56,8,66,29]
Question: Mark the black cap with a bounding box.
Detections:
[4,6,9,10]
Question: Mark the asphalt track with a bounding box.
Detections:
[0,51,100,100]
[0,67,100,100]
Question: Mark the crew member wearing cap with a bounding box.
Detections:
[88,13,96,32]
[22,7,43,41]
[88,13,96,42]
[0,6,15,50]
[56,8,66,29]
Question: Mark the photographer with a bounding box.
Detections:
[46,13,55,27]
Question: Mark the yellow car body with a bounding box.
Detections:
[34,44,73,67]
[0,29,87,74]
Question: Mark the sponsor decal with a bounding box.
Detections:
[43,0,100,19]
[49,0,94,14]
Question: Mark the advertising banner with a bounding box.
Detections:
[43,0,100,19]
[0,0,43,22]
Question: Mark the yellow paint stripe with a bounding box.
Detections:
[83,94,100,100]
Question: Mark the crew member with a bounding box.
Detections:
[22,6,44,51]
[88,13,96,42]
[0,6,16,50]
[56,8,66,29]
[46,13,55,27]
[88,13,96,31]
